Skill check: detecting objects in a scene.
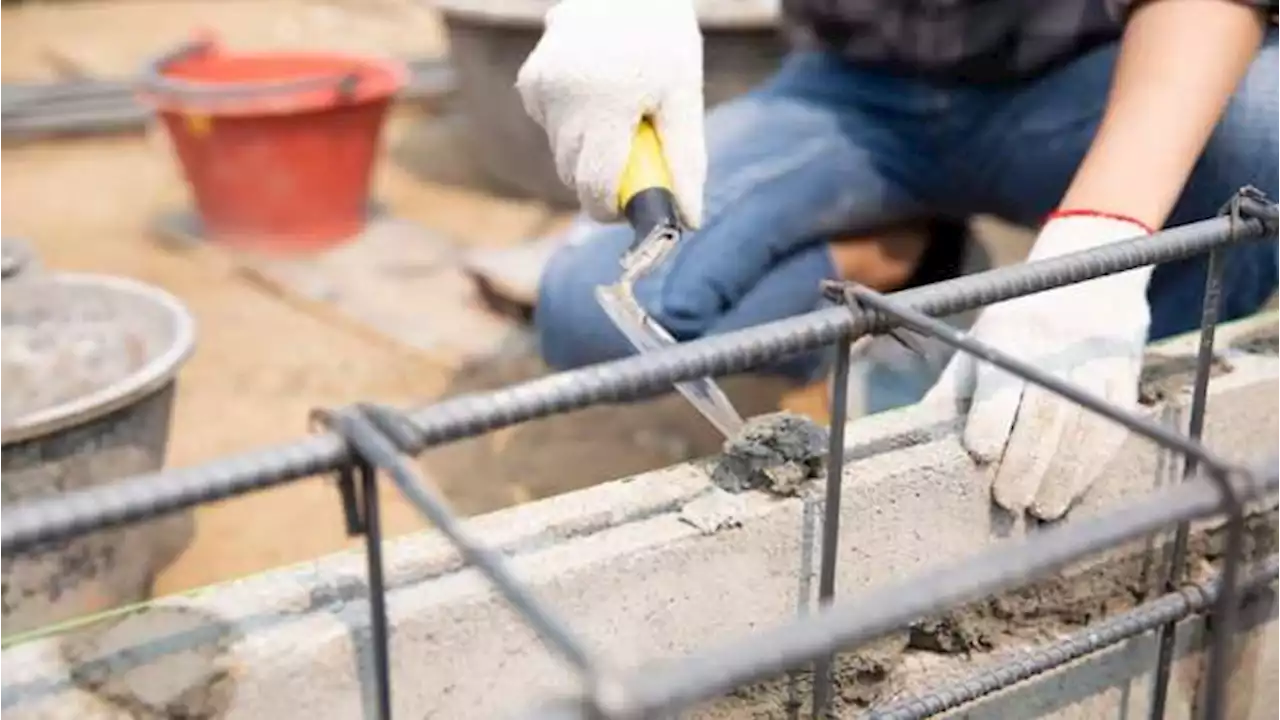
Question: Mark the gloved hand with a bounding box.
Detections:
[515,0,707,227]
[924,211,1155,520]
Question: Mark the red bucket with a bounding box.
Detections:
[141,38,407,252]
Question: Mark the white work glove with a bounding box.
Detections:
[515,0,707,227]
[925,212,1155,521]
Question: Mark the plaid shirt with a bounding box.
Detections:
[782,0,1278,84]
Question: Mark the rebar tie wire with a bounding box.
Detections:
[0,190,1277,720]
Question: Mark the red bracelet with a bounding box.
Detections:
[1046,209,1155,235]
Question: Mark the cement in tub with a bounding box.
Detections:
[1,268,197,638]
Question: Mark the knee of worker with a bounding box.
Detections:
[535,232,735,371]
[1234,28,1278,146]
[536,229,629,370]
[534,224,726,370]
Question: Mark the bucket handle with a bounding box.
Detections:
[137,38,364,108]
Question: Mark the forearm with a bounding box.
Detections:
[1058,0,1268,231]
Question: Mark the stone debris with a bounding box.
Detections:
[678,488,747,535]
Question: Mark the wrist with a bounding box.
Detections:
[1026,211,1156,317]
[1055,157,1174,231]
[1027,209,1153,262]
[1045,209,1154,235]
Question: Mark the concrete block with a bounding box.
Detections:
[2,315,1277,719]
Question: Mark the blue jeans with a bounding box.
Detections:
[536,32,1279,411]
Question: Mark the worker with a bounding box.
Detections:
[517,0,1279,521]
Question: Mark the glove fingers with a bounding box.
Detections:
[572,108,642,223]
[962,360,1025,465]
[549,105,588,194]
[514,53,549,128]
[653,86,707,228]
[1030,362,1137,520]
[990,383,1068,514]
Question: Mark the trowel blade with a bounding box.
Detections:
[595,284,746,438]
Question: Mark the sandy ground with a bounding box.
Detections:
[2,0,822,597]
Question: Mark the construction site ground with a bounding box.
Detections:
[2,0,831,598]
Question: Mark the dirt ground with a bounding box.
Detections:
[2,0,823,597]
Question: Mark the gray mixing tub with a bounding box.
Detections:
[434,0,788,206]
[2,273,196,637]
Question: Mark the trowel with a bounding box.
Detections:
[594,118,746,438]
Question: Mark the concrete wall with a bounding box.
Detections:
[2,315,1277,720]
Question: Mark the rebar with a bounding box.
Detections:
[839,282,1254,716]
[1151,191,1255,720]
[3,208,1272,555]
[813,337,853,717]
[311,411,393,720]
[866,555,1280,720]
[319,404,608,681]
[839,283,1244,482]
[546,459,1276,719]
[570,254,1269,712]
[1,192,1277,720]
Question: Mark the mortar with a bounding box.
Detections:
[431,0,788,206]
[1,273,197,637]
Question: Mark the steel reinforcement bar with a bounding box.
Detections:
[1,191,1277,720]
[524,457,1278,719]
[866,554,1280,720]
[2,195,1275,554]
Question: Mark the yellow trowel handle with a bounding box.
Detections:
[616,118,681,249]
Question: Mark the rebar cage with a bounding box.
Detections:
[3,187,1279,720]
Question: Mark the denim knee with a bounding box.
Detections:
[1148,236,1279,342]
[534,223,832,379]
[534,226,639,371]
